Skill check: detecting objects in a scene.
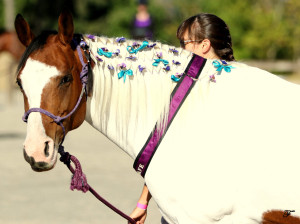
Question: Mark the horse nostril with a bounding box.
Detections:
[44,141,50,157]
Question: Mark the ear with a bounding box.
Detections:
[201,39,211,54]
[58,9,74,45]
[14,14,35,47]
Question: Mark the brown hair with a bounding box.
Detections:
[177,13,235,61]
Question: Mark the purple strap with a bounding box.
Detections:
[133,55,206,177]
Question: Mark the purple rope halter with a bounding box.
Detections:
[22,43,88,145]
[22,37,136,224]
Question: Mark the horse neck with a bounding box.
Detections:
[83,36,193,159]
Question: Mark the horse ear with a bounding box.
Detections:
[58,9,74,45]
[14,14,35,47]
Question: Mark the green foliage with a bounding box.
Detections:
[0,0,299,60]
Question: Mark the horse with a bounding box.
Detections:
[14,10,300,224]
[0,30,25,102]
[0,30,25,60]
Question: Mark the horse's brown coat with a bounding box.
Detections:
[15,11,87,147]
[0,31,25,60]
[262,210,300,224]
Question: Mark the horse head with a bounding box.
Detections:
[15,10,87,171]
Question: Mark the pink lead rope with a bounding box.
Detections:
[58,146,137,224]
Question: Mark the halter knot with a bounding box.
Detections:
[53,116,63,124]
[58,145,71,165]
[70,155,89,193]
[57,145,89,193]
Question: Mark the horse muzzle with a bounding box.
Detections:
[23,138,57,172]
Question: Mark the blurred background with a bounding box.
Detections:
[1,0,300,59]
[0,0,300,223]
[1,0,300,99]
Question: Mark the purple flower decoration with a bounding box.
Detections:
[101,47,109,52]
[132,42,140,48]
[116,37,126,43]
[169,48,179,54]
[118,63,127,69]
[108,65,114,70]
[221,60,227,65]
[86,34,96,41]
[209,74,216,83]
[147,43,156,48]
[163,65,170,71]
[138,65,146,72]
[172,60,181,65]
[113,49,120,56]
[126,55,137,60]
[157,52,162,58]
[96,55,103,62]
[80,40,87,48]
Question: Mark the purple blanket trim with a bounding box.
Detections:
[133,55,206,177]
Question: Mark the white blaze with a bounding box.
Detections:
[21,58,60,159]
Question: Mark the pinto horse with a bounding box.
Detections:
[14,11,300,224]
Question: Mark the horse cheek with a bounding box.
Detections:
[70,101,86,130]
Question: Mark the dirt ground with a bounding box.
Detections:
[0,54,161,224]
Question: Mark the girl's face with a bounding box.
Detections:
[181,31,219,60]
[181,31,204,57]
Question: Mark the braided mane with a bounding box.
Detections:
[84,35,194,150]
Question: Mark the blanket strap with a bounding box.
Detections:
[133,54,207,177]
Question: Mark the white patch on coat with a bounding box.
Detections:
[21,58,60,157]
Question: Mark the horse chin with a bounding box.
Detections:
[31,163,56,172]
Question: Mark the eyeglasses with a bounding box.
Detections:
[179,40,203,48]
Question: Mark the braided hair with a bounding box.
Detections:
[177,13,235,61]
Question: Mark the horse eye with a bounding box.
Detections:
[16,79,23,90]
[60,74,73,86]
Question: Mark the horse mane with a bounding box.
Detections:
[84,35,194,145]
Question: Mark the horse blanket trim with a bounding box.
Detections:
[133,54,207,177]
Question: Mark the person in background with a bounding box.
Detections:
[131,0,154,40]
[129,13,235,224]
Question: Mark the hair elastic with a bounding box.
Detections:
[137,202,148,210]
